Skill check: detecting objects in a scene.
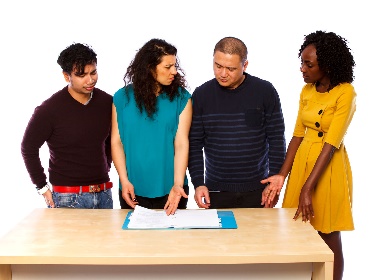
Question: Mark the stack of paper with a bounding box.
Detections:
[126,205,221,229]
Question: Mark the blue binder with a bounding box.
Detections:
[217,211,238,229]
[122,210,237,230]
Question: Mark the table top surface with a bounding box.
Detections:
[0,208,333,265]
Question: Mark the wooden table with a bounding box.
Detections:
[0,208,333,280]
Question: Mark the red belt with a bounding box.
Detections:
[53,182,113,193]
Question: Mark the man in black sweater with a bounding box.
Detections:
[21,43,113,209]
[188,37,286,209]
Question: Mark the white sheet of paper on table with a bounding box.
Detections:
[127,205,220,229]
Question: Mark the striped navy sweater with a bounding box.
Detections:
[188,73,286,192]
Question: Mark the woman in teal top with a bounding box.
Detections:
[112,38,192,215]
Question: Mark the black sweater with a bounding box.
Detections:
[188,73,286,192]
[21,86,112,188]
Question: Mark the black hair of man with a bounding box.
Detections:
[57,43,97,76]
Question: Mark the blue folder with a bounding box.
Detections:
[122,210,237,230]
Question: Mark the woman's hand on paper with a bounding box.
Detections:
[164,185,188,215]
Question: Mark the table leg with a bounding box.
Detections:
[0,264,12,280]
[312,261,333,280]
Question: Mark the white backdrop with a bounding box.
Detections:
[1,1,372,279]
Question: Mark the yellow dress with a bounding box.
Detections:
[282,83,356,233]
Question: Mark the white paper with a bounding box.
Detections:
[127,205,220,229]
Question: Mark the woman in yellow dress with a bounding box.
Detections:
[261,31,356,280]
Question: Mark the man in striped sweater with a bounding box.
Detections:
[188,37,286,209]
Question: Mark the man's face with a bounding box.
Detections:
[213,51,248,89]
[64,63,98,96]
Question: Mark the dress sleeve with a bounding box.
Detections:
[292,87,307,137]
[324,84,356,148]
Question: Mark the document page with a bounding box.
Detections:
[127,206,173,229]
[172,209,220,228]
[127,206,220,229]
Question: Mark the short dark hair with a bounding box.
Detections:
[214,37,248,64]
[57,43,97,75]
[299,31,355,87]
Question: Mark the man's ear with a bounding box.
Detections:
[243,60,249,72]
[63,71,70,83]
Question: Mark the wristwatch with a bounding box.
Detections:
[37,183,51,195]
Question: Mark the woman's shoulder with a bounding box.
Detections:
[114,85,134,101]
[335,83,355,93]
[301,83,315,92]
[114,84,134,94]
[333,83,356,103]
[177,87,191,100]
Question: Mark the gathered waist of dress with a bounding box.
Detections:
[303,128,325,143]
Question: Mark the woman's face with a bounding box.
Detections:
[300,44,326,84]
[154,54,177,87]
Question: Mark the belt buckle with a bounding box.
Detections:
[89,185,101,192]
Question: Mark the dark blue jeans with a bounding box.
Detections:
[52,189,113,209]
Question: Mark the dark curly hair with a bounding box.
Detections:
[57,43,97,75]
[298,31,355,88]
[123,38,187,118]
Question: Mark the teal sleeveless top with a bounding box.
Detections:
[113,85,191,197]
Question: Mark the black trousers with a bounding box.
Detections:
[119,185,189,209]
[207,188,265,208]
